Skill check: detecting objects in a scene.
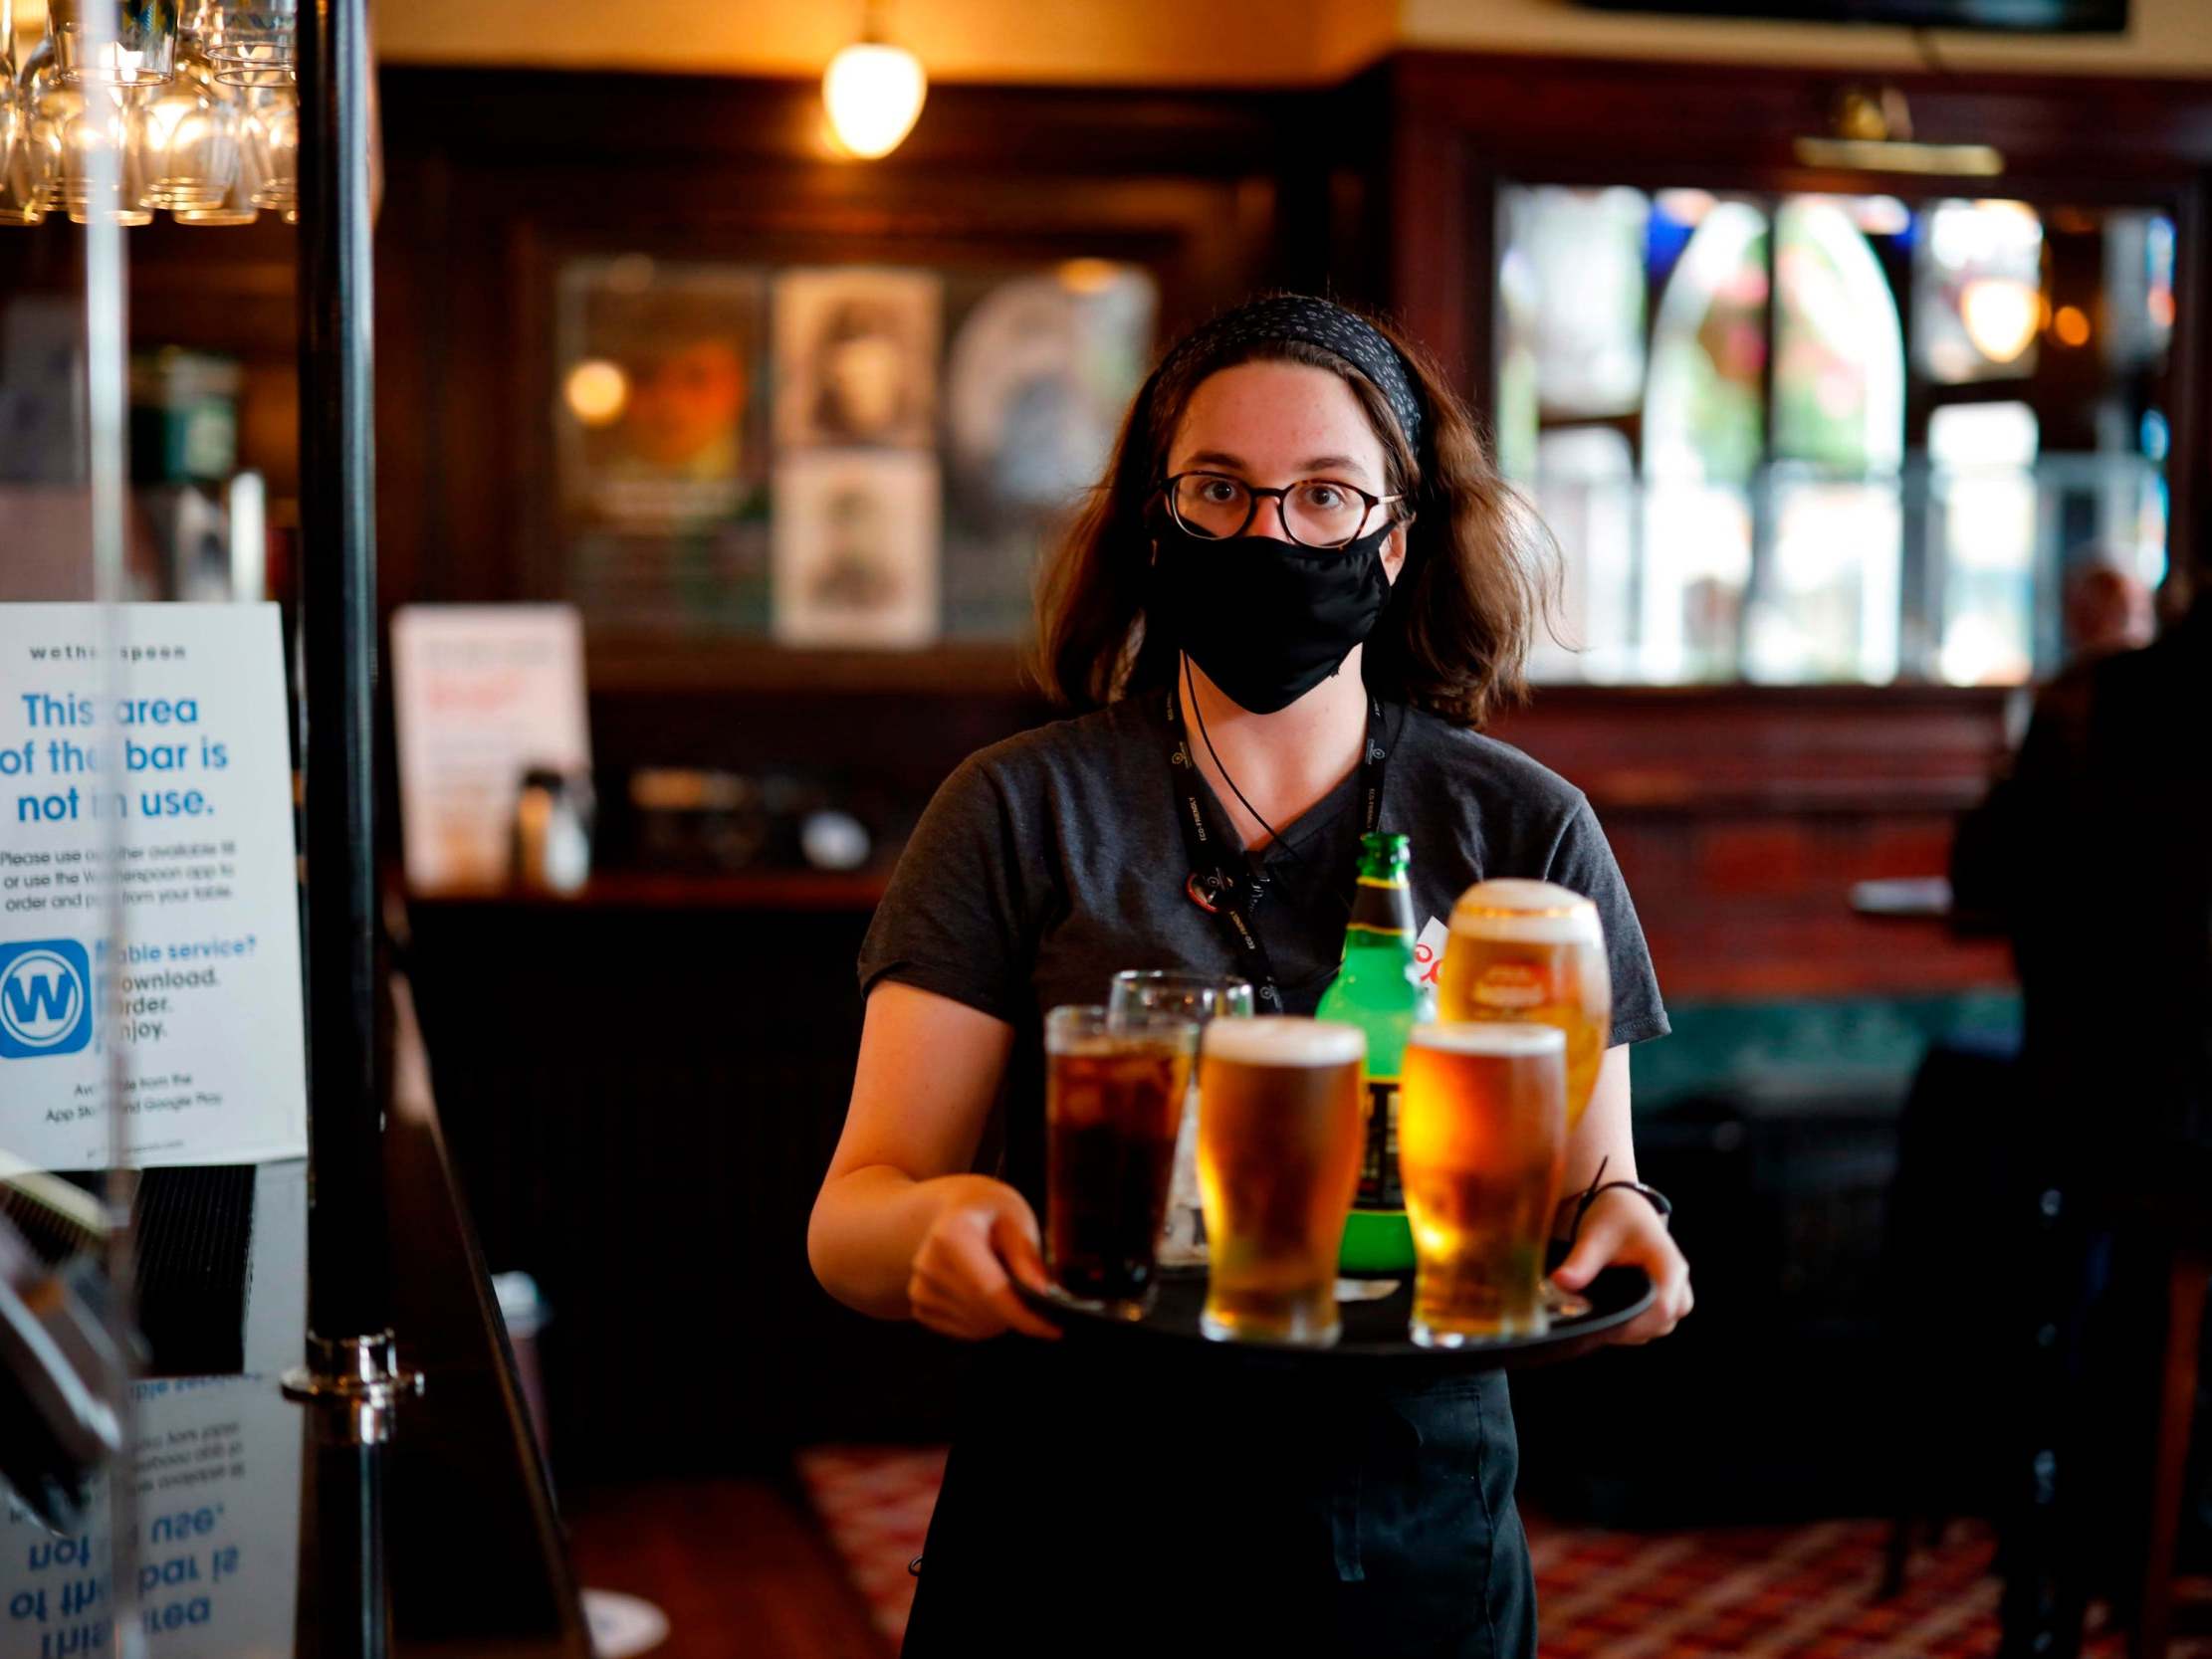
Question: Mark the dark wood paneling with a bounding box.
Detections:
[400,896,979,1481]
[1492,686,2018,999]
[1493,685,2015,814]
[370,68,1347,667]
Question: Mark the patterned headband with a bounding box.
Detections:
[1152,294,1425,456]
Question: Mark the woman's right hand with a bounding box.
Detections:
[907,1176,1062,1343]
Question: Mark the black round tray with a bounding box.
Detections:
[1017,1265,1652,1374]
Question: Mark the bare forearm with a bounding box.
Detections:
[808,1165,1003,1320]
[1564,1045,1637,1196]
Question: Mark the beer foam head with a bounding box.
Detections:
[1410,1021,1566,1059]
[1449,878,1602,944]
[1202,1016,1365,1068]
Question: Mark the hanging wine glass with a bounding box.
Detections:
[140,40,240,212]
[205,0,295,87]
[49,0,179,88]
[0,50,49,225]
[47,75,151,225]
[171,101,257,224]
[19,39,67,214]
[245,79,293,220]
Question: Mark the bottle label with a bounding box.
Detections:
[1354,1076,1402,1210]
[1473,962,1547,1009]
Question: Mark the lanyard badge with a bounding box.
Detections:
[1164,690,1391,1011]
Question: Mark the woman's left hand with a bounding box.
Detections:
[1550,1188,1692,1345]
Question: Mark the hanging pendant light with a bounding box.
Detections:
[822,1,926,160]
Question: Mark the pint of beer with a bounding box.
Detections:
[1196,1017,1366,1348]
[1044,1005,1200,1320]
[1438,879,1610,1130]
[1399,1022,1567,1346]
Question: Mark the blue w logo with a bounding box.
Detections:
[0,940,93,1058]
[4,967,77,1024]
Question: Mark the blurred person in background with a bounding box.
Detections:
[1947,545,2209,1655]
[2061,553,2155,663]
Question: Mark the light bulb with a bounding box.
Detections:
[564,360,629,428]
[1959,278,2039,365]
[822,40,926,160]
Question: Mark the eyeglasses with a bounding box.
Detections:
[1161,472,1402,550]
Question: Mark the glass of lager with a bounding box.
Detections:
[1108,972,1255,1269]
[1399,1022,1568,1346]
[1043,1005,1200,1320]
[1438,880,1609,1127]
[1196,1017,1367,1348]
[1438,879,1609,1319]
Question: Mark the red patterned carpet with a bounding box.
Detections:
[794,1446,2212,1658]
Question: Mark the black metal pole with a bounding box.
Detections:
[287,8,419,1655]
[297,1441,390,1659]
[297,0,385,1343]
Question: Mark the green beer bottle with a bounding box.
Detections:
[1319,831,1437,1274]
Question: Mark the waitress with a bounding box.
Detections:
[809,294,1692,1657]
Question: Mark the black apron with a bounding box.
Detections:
[902,1337,1535,1658]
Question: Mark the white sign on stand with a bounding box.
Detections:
[389,604,591,893]
[0,603,309,1171]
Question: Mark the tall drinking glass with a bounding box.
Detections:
[1042,1005,1198,1321]
[1196,1017,1366,1348]
[243,82,294,218]
[203,0,297,85]
[0,71,47,225]
[49,0,179,86]
[1438,878,1609,1317]
[1399,1022,1568,1347]
[1107,971,1253,1268]
[139,43,243,214]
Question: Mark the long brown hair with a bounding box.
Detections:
[1031,302,1554,728]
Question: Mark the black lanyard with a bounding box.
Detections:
[1165,688,1392,1012]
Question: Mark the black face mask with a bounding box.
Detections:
[1146,518,1395,715]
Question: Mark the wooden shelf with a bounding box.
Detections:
[404,868,891,913]
[582,636,1036,698]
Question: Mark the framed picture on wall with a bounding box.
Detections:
[773,269,941,452]
[549,251,1157,648]
[941,263,1157,639]
[553,257,773,632]
[771,449,941,647]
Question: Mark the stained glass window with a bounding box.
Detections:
[1645,199,1768,487]
[1745,200,1905,684]
[1496,182,2172,688]
[1929,402,2039,686]
[1640,198,1766,680]
[1772,199,1903,474]
[1913,200,2044,385]
[1524,426,1637,683]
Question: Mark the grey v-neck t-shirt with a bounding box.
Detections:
[858,691,1667,1202]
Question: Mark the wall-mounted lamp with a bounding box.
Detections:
[822,2,926,160]
[1794,86,2004,178]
